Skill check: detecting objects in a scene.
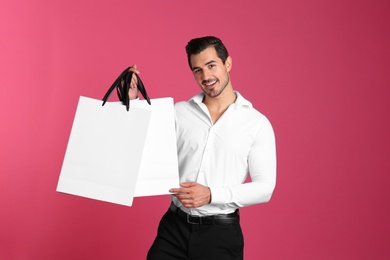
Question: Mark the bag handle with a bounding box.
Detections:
[102,67,151,111]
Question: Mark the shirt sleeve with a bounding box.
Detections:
[210,116,277,208]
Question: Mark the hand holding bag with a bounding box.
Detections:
[102,67,151,111]
[57,68,179,206]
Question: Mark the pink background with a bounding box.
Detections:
[1,0,389,259]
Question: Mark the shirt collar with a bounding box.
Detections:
[189,91,253,108]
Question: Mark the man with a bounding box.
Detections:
[129,36,276,260]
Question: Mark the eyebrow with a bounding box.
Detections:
[192,60,217,71]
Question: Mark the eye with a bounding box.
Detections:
[193,68,201,74]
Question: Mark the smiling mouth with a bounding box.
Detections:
[203,79,218,88]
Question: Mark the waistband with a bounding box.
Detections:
[169,202,239,225]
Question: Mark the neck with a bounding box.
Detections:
[203,87,236,110]
[203,87,236,124]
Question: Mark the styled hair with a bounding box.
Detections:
[185,36,229,69]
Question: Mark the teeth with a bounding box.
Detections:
[205,80,217,86]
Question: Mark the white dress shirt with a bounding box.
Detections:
[172,91,276,216]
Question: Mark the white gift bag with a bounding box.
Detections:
[57,96,179,206]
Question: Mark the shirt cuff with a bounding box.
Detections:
[209,187,225,205]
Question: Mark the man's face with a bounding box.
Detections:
[190,46,232,98]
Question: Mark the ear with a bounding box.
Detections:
[225,56,232,72]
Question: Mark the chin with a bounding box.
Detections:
[205,90,223,98]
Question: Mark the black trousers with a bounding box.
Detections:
[147,207,244,260]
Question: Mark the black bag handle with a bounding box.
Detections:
[102,67,151,111]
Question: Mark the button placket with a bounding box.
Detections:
[196,126,214,185]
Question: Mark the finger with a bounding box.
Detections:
[179,182,197,188]
[169,188,187,194]
[130,77,138,89]
[129,64,140,74]
[172,195,192,205]
[181,200,196,208]
[171,190,191,198]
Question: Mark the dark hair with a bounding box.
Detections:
[185,36,229,69]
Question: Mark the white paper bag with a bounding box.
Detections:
[129,97,179,197]
[57,96,179,206]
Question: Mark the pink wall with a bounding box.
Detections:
[1,0,389,259]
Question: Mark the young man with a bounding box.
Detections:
[130,36,276,260]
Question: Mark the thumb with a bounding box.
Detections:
[180,182,196,187]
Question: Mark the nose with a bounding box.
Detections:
[201,69,212,80]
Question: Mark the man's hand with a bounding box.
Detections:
[123,64,140,100]
[170,182,211,208]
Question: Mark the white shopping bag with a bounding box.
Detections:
[129,97,179,197]
[57,96,179,206]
